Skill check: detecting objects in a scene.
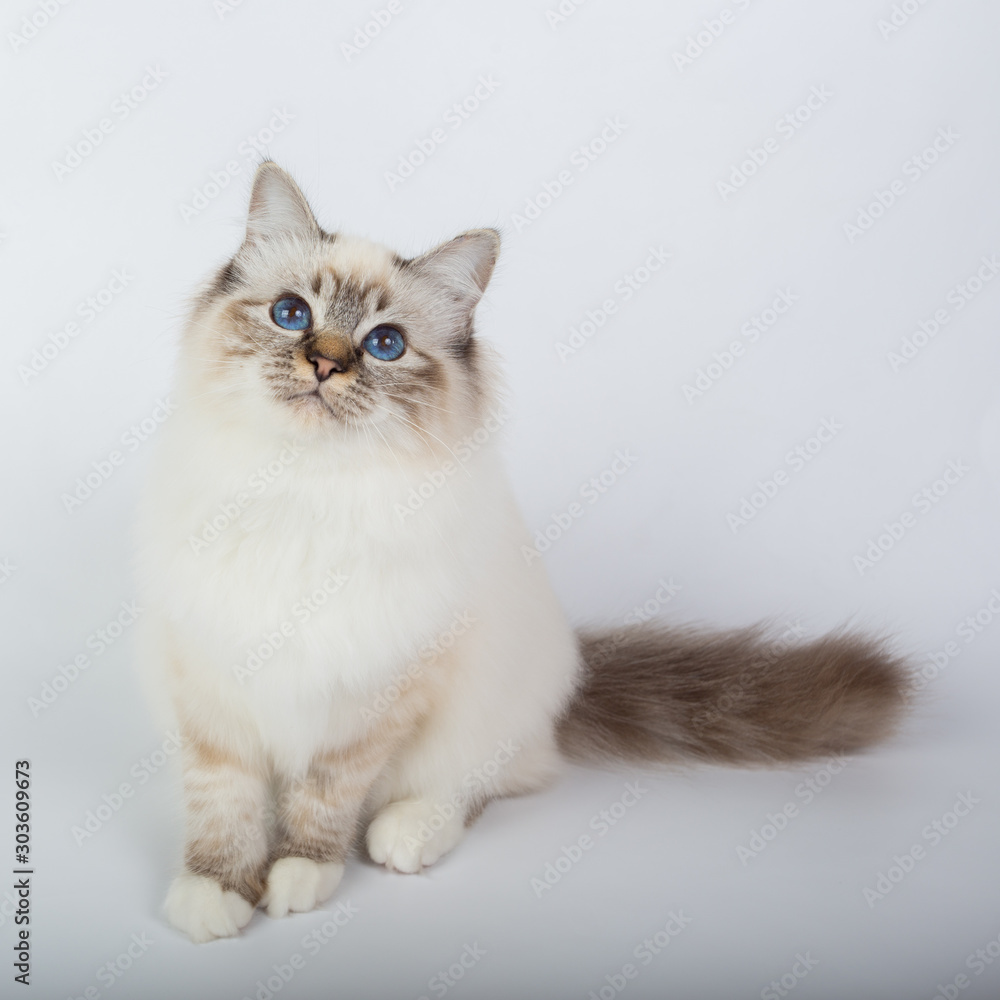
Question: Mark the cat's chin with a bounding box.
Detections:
[277,388,364,437]
[276,391,394,450]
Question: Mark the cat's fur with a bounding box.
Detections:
[135,163,909,943]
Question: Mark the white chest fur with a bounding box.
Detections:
[137,410,497,748]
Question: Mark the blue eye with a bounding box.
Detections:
[362,325,406,361]
[271,296,311,332]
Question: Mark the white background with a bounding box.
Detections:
[2,0,999,997]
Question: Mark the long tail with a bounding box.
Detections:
[557,622,910,766]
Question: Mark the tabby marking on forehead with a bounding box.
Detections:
[322,276,388,334]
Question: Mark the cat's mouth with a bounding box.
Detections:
[289,388,340,419]
[287,386,375,428]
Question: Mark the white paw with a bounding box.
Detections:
[366,799,466,874]
[261,857,344,919]
[164,873,254,944]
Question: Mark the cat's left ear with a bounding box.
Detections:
[407,230,500,311]
[245,162,320,244]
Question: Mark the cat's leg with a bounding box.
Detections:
[263,720,411,919]
[365,728,563,873]
[365,610,577,873]
[164,736,271,943]
[365,798,469,873]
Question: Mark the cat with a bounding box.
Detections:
[135,162,909,943]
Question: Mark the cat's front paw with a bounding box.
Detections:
[164,873,255,943]
[261,857,344,919]
[366,799,466,873]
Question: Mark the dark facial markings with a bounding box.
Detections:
[208,257,245,299]
[324,277,393,335]
[206,251,481,436]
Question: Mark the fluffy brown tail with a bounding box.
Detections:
[557,622,910,766]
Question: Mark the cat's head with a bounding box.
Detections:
[180,162,500,453]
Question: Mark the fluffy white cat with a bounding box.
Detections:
[135,163,906,943]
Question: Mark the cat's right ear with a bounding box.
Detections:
[406,230,501,312]
[244,163,320,245]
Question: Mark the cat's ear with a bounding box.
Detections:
[407,230,500,310]
[245,162,320,244]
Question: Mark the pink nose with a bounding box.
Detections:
[307,351,346,382]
